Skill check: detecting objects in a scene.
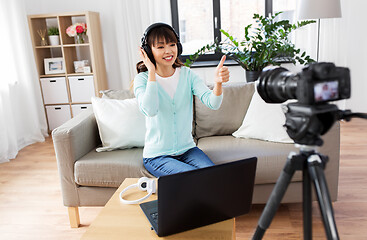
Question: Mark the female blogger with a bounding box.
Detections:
[134,23,229,177]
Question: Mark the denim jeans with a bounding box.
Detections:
[143,147,215,177]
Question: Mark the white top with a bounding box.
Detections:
[156,68,181,99]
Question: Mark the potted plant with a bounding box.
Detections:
[185,12,316,82]
[48,27,60,46]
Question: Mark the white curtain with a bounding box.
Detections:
[319,0,367,112]
[294,0,367,112]
[0,0,48,163]
[113,0,172,89]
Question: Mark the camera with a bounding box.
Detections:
[257,62,351,105]
[256,62,351,146]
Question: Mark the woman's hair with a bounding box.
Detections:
[136,26,184,73]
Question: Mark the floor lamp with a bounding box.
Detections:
[297,0,342,62]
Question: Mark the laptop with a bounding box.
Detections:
[140,157,257,237]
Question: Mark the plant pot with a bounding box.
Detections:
[48,35,59,46]
[245,70,261,82]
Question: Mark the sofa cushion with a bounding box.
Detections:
[100,89,135,99]
[74,148,153,187]
[194,82,255,139]
[197,135,302,185]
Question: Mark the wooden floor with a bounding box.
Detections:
[0,119,366,240]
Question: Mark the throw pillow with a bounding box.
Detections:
[194,82,255,139]
[91,97,146,152]
[232,88,294,143]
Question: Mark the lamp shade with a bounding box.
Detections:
[297,0,342,20]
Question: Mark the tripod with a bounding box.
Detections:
[250,100,367,240]
[252,145,339,240]
[251,103,367,240]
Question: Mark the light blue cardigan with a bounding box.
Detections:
[134,67,223,158]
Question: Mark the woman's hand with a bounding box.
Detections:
[215,55,229,84]
[139,47,156,73]
[213,55,229,96]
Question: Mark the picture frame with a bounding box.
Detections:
[44,57,65,74]
[73,60,90,73]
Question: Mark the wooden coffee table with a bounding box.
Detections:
[82,178,235,239]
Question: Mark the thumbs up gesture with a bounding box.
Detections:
[215,55,230,84]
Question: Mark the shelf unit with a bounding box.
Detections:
[28,11,107,132]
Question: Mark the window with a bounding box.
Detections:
[273,0,296,21]
[272,0,297,44]
[171,0,273,64]
[176,0,214,56]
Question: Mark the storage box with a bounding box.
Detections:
[72,104,92,117]
[41,77,69,104]
[68,76,95,102]
[46,105,71,130]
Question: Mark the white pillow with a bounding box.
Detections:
[91,97,146,152]
[232,88,294,143]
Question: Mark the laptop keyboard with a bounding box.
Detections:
[150,212,158,224]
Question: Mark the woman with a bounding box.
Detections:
[134,23,229,177]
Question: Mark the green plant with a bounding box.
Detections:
[185,12,316,71]
[48,27,59,36]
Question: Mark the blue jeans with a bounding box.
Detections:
[143,147,215,177]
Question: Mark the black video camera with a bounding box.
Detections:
[257,62,351,105]
[256,62,352,146]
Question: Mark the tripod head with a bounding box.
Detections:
[283,102,367,146]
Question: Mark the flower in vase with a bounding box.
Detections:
[66,23,87,37]
[66,23,87,44]
[76,25,84,34]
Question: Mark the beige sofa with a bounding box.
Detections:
[52,82,340,227]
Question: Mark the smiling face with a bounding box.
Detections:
[151,40,178,68]
[147,26,179,69]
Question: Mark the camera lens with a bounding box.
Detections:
[257,66,298,103]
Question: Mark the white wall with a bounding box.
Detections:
[25,0,367,112]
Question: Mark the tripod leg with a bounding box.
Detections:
[308,155,340,240]
[252,153,298,240]
[303,166,312,240]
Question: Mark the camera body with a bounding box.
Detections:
[257,62,351,105]
[257,62,351,146]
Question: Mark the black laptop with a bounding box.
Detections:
[140,157,257,237]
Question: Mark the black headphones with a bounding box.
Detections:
[141,23,183,65]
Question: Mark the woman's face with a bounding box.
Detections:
[151,38,177,68]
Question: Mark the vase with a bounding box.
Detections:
[245,70,261,82]
[40,37,47,46]
[76,33,85,44]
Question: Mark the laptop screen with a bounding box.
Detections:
[156,157,257,236]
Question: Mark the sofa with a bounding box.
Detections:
[52,82,340,228]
